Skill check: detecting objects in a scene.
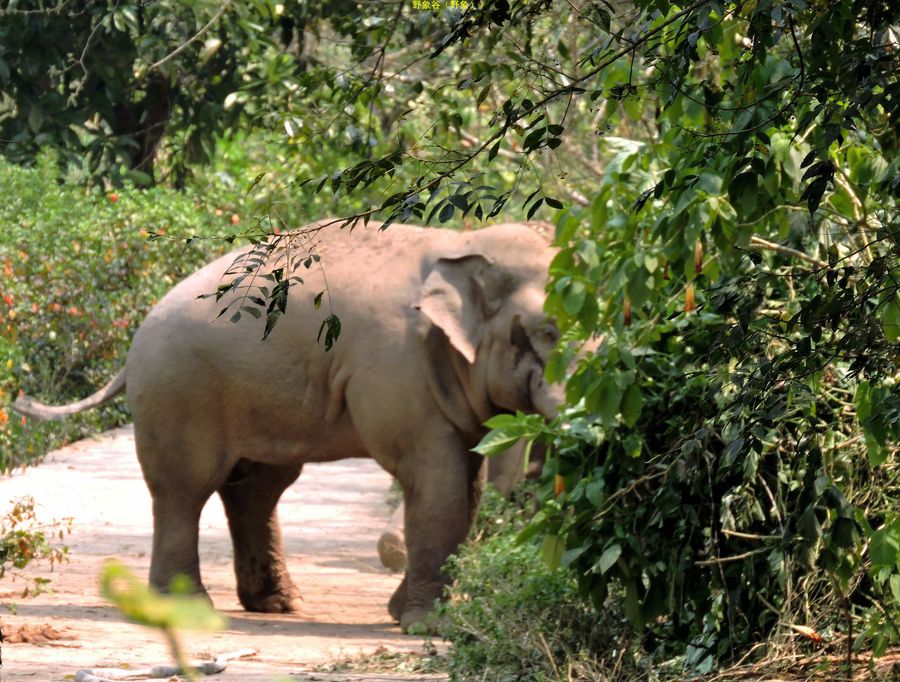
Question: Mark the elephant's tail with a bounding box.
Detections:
[12,369,127,422]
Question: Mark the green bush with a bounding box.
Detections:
[0,496,70,597]
[0,152,242,470]
[439,487,637,682]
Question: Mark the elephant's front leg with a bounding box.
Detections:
[218,459,303,613]
[397,448,484,632]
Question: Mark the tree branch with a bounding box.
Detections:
[145,2,231,75]
[748,236,828,269]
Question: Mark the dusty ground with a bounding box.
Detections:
[0,427,446,681]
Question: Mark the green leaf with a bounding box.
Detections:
[585,480,605,507]
[800,176,828,216]
[562,280,587,315]
[516,511,547,545]
[596,543,621,575]
[541,534,565,570]
[722,437,745,466]
[855,381,872,423]
[101,561,225,632]
[620,384,644,427]
[562,544,589,567]
[623,579,644,629]
[623,96,643,120]
[623,433,642,458]
[523,126,546,152]
[545,350,568,384]
[890,574,900,602]
[587,376,623,427]
[882,298,900,342]
[448,194,468,212]
[696,173,722,195]
[732,109,753,133]
[545,196,564,209]
[869,526,900,568]
[865,430,889,467]
[728,171,759,218]
[473,429,522,457]
[317,314,342,351]
[246,171,266,194]
[626,269,652,307]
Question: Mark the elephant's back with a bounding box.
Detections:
[122,223,432,436]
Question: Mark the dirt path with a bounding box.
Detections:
[0,427,446,681]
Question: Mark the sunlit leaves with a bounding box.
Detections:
[101,561,225,632]
[474,412,547,458]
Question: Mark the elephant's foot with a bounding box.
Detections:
[400,606,443,635]
[151,574,210,602]
[239,583,303,614]
[388,576,407,622]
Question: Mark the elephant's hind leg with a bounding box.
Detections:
[136,419,223,601]
[218,459,303,613]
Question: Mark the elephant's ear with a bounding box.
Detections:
[415,254,514,364]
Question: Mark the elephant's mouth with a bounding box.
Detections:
[530,368,562,420]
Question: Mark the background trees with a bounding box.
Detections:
[2,0,899,676]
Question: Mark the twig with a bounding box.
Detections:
[695,547,768,566]
[146,2,231,75]
[833,171,874,264]
[845,596,853,682]
[73,648,256,681]
[459,129,521,161]
[721,529,780,541]
[748,236,828,269]
[537,631,563,682]
[567,188,590,206]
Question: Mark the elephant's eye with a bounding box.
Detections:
[539,325,561,344]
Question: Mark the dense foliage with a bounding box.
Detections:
[440,487,628,681]
[0,496,70,597]
[0,0,413,186]
[0,152,236,469]
[465,0,900,671]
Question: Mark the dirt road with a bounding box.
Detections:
[0,427,445,681]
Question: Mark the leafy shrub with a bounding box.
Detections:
[0,151,242,470]
[0,496,71,597]
[471,0,900,668]
[440,487,637,682]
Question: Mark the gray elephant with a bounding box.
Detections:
[15,220,562,632]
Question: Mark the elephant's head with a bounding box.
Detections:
[415,232,564,430]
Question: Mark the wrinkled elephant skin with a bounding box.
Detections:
[14,221,562,633]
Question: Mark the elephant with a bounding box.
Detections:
[14,219,563,632]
